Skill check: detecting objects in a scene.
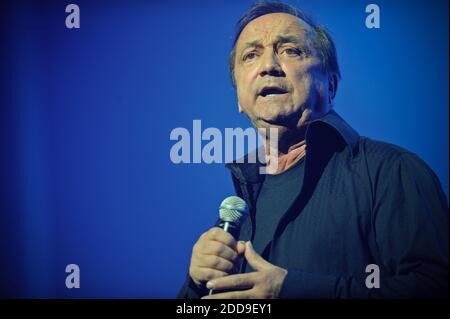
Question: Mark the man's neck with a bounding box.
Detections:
[265,137,307,175]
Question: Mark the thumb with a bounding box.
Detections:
[244,241,271,271]
[236,241,246,255]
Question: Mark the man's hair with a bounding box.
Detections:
[229,1,341,88]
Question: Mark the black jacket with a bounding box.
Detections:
[177,110,448,298]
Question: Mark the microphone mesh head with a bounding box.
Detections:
[219,196,248,224]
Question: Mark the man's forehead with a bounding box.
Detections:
[236,13,313,48]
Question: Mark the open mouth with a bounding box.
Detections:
[259,86,288,97]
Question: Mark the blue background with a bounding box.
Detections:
[0,0,448,298]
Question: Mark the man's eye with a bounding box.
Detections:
[243,52,257,61]
[282,48,302,56]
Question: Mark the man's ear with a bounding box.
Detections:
[328,73,338,104]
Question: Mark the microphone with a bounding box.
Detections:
[209,196,248,295]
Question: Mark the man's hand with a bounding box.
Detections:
[189,227,246,288]
[201,241,288,299]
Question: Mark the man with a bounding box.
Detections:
[177,2,448,298]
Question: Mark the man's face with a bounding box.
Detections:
[233,13,332,132]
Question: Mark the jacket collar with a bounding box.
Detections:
[225,110,360,184]
[312,109,359,157]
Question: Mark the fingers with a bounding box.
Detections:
[206,273,256,291]
[236,241,246,255]
[199,242,287,299]
[192,267,228,283]
[201,227,237,248]
[196,240,238,261]
[198,255,235,273]
[244,241,271,271]
[189,227,242,287]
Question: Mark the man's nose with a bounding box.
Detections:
[259,51,284,77]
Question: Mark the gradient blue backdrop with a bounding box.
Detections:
[0,0,448,298]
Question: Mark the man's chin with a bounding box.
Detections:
[256,113,302,129]
[253,119,289,139]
